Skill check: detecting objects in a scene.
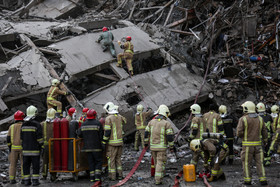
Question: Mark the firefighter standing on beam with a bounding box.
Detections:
[117,36,134,76]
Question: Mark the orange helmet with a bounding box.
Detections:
[102,27,108,32]
[87,109,97,119]
[82,108,89,113]
[126,36,131,41]
[14,110,25,121]
[68,107,76,117]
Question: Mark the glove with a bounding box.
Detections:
[65,92,70,96]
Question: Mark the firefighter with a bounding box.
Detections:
[218,105,236,165]
[66,107,76,121]
[190,136,229,182]
[102,102,124,180]
[41,108,56,180]
[96,27,116,58]
[188,104,206,170]
[21,105,43,186]
[47,79,68,115]
[78,109,103,183]
[117,36,134,76]
[203,104,224,134]
[256,102,273,166]
[7,110,25,184]
[78,108,89,128]
[268,121,280,157]
[144,104,174,185]
[271,105,279,132]
[134,104,153,151]
[237,101,268,186]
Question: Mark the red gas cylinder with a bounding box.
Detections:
[53,117,61,170]
[60,117,69,171]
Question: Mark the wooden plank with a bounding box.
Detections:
[109,62,129,80]
[94,72,119,81]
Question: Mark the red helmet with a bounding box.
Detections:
[102,27,108,32]
[14,110,25,121]
[82,108,89,113]
[87,109,97,119]
[68,107,76,117]
[126,36,131,41]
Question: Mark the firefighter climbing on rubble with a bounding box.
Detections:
[78,108,89,128]
[271,105,279,133]
[102,102,125,180]
[144,104,174,185]
[78,109,103,183]
[96,27,116,58]
[203,104,224,135]
[134,104,153,151]
[47,79,68,116]
[256,102,273,166]
[41,108,56,180]
[187,104,206,171]
[190,133,229,182]
[237,101,268,186]
[7,110,25,184]
[66,107,76,121]
[117,36,134,76]
[21,105,43,186]
[219,105,236,165]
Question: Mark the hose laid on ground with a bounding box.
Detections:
[203,175,212,187]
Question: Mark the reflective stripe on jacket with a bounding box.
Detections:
[7,122,23,150]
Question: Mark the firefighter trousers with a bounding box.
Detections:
[9,149,23,181]
[151,151,167,184]
[134,129,145,150]
[190,151,204,171]
[211,148,229,178]
[42,145,49,177]
[241,146,267,183]
[23,156,40,180]
[107,145,123,180]
[101,42,116,57]
[227,139,234,160]
[87,151,102,181]
[47,100,62,113]
[117,52,133,72]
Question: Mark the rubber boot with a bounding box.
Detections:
[208,175,217,182]
[90,176,95,182]
[219,173,226,180]
[116,63,122,68]
[32,179,40,186]
[244,181,252,185]
[24,179,31,186]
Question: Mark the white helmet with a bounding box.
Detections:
[137,104,144,113]
[51,79,60,86]
[157,104,170,118]
[24,105,38,121]
[256,102,265,112]
[190,104,201,115]
[104,102,118,114]
[190,139,201,152]
[241,101,256,113]
[46,108,56,122]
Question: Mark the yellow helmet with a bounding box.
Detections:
[51,79,60,86]
[256,102,265,112]
[190,104,201,114]
[137,104,144,113]
[219,105,227,115]
[271,105,279,113]
[46,108,56,121]
[24,105,38,121]
[103,102,117,114]
[157,104,170,118]
[241,101,256,113]
[190,139,201,152]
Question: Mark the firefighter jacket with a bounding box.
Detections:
[78,119,104,152]
[103,114,125,146]
[120,41,134,54]
[221,114,236,140]
[97,31,114,45]
[144,116,174,152]
[202,139,226,158]
[237,113,268,147]
[135,109,153,130]
[190,114,206,140]
[41,121,53,146]
[47,86,66,101]
[259,112,273,139]
[271,114,279,133]
[21,119,43,156]
[203,111,224,134]
[7,122,23,150]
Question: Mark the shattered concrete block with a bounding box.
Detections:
[227,91,233,98]
[215,89,222,97]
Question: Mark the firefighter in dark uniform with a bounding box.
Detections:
[96,27,116,58]
[78,109,103,183]
[117,36,134,76]
[218,105,236,165]
[21,105,43,186]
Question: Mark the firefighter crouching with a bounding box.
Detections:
[237,101,268,186]
[144,104,174,185]
[21,105,43,186]
[102,102,125,180]
[117,36,134,76]
[41,108,56,180]
[78,109,103,183]
[7,110,25,184]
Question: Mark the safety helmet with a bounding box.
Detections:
[103,102,117,114]
[126,36,131,41]
[137,104,144,113]
[68,107,76,117]
[190,139,201,152]
[14,110,25,121]
[82,108,89,113]
[241,101,256,113]
[102,27,108,32]
[190,104,201,114]
[51,79,60,86]
[24,105,38,121]
[46,108,56,122]
[87,109,97,119]
[256,102,265,112]
[157,104,170,118]
[219,105,227,115]
[271,105,279,113]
